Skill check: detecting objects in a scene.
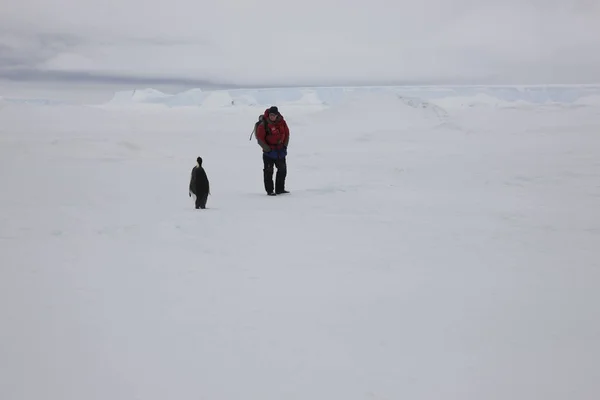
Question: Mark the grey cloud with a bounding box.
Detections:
[0,29,221,87]
[0,44,30,68]
[0,30,210,68]
[0,68,240,89]
[1,1,599,87]
[0,31,83,69]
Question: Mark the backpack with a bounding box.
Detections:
[249,114,269,141]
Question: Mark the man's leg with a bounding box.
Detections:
[275,157,288,194]
[263,154,275,194]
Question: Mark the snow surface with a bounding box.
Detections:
[1,87,600,400]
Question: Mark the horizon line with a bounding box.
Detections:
[2,69,600,90]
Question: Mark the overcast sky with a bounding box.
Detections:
[1,0,599,88]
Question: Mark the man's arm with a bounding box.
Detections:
[283,120,290,147]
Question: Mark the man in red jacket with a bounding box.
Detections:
[255,106,290,195]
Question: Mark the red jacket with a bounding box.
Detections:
[255,110,289,151]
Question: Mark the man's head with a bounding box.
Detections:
[197,156,202,166]
[267,106,280,121]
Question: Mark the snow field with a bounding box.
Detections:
[1,91,599,400]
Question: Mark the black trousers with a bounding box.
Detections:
[194,192,208,209]
[263,154,287,194]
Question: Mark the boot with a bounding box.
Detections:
[275,162,287,194]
